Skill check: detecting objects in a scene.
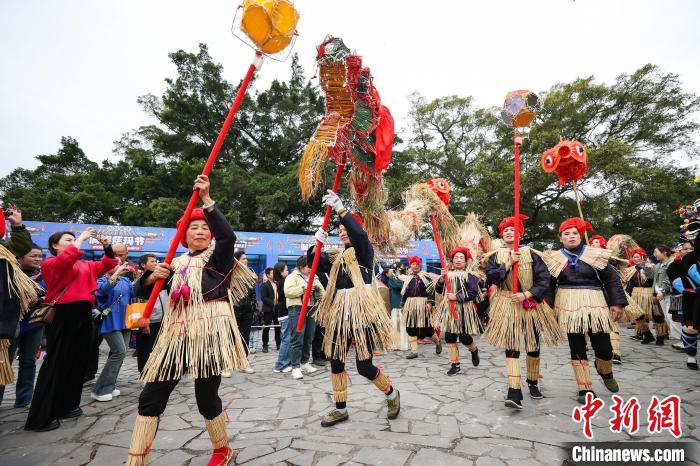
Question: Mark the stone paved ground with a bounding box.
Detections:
[0,326,698,465]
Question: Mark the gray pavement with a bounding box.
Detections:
[0,326,697,465]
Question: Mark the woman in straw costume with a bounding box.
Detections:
[625,248,668,345]
[310,190,399,428]
[484,215,563,410]
[434,247,481,376]
[126,175,255,466]
[401,255,440,359]
[540,217,626,404]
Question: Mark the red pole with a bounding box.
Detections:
[513,133,522,293]
[296,159,346,332]
[430,215,458,320]
[138,51,263,326]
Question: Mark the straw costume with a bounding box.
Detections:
[434,247,481,376]
[625,248,667,344]
[400,256,440,358]
[127,206,255,466]
[484,216,563,409]
[541,218,627,404]
[310,197,399,428]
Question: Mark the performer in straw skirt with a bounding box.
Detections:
[310,190,399,428]
[434,247,481,376]
[484,216,563,409]
[541,218,627,404]
[126,176,255,466]
[401,256,441,359]
[626,248,667,344]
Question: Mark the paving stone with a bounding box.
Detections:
[410,420,439,435]
[316,453,352,466]
[236,445,275,463]
[368,430,453,448]
[291,439,354,454]
[150,449,194,465]
[411,448,472,465]
[475,457,506,466]
[288,450,316,466]
[455,438,492,456]
[353,446,412,465]
[244,448,300,466]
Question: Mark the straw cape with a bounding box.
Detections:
[539,246,616,334]
[314,247,396,362]
[400,271,437,328]
[433,270,483,334]
[140,246,256,383]
[483,248,564,352]
[0,244,41,385]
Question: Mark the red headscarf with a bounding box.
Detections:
[407,255,422,266]
[498,214,528,236]
[559,217,594,237]
[630,248,647,258]
[449,247,472,261]
[176,208,211,248]
[589,235,608,248]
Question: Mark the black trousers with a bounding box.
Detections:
[261,311,280,349]
[312,325,326,362]
[407,327,435,338]
[567,331,613,361]
[138,375,222,420]
[26,301,92,429]
[135,322,162,373]
[84,318,103,380]
[235,311,253,356]
[330,336,384,409]
[444,332,474,346]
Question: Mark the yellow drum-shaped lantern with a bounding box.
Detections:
[501,90,541,128]
[240,0,299,54]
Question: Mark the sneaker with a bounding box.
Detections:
[262,346,269,353]
[387,389,400,420]
[631,333,643,340]
[655,338,665,346]
[28,419,60,432]
[221,370,232,378]
[505,397,523,409]
[292,368,303,379]
[321,409,349,427]
[111,389,121,397]
[241,367,255,374]
[250,348,257,354]
[312,359,327,367]
[641,332,655,344]
[602,377,619,393]
[577,390,597,404]
[90,392,113,402]
[672,342,686,351]
[282,366,292,373]
[471,349,480,367]
[528,383,543,399]
[447,364,462,376]
[302,363,318,374]
[687,357,698,370]
[405,352,418,360]
[612,354,622,365]
[59,407,83,419]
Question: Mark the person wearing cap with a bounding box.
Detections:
[310,190,399,428]
[540,217,626,404]
[626,248,667,344]
[400,256,440,359]
[125,175,255,466]
[434,247,481,376]
[484,215,563,409]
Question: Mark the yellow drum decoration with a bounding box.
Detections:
[240,0,299,54]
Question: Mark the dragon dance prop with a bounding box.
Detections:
[541,136,589,243]
[139,1,299,326]
[296,36,395,331]
[501,90,541,293]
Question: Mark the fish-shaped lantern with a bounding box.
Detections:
[540,137,588,186]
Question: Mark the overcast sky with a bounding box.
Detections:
[1,0,699,176]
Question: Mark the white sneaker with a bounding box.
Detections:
[111,389,121,397]
[221,370,232,378]
[250,348,257,354]
[241,367,255,374]
[302,363,318,374]
[273,368,282,373]
[282,366,292,373]
[90,392,113,402]
[292,368,304,379]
